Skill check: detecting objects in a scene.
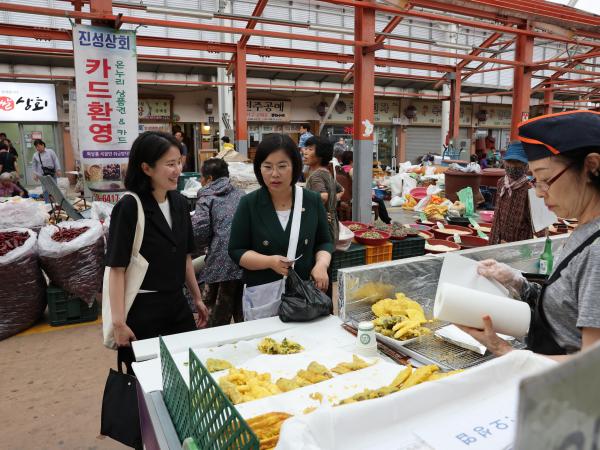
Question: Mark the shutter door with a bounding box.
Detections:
[405,126,441,163]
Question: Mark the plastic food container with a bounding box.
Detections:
[341,221,370,233]
[431,224,474,240]
[468,222,493,234]
[445,235,489,249]
[410,187,428,201]
[479,210,495,223]
[354,230,391,246]
[425,239,461,254]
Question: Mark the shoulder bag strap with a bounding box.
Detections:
[547,228,600,285]
[286,185,303,262]
[125,192,146,257]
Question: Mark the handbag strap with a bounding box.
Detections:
[124,192,146,257]
[286,185,303,263]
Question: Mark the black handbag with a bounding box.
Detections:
[38,153,56,177]
[278,268,332,322]
[100,352,142,449]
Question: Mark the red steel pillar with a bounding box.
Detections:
[449,69,462,145]
[543,87,554,115]
[234,43,248,157]
[511,25,534,139]
[352,3,376,222]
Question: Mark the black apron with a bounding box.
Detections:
[527,229,600,355]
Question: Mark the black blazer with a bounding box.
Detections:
[106,190,195,292]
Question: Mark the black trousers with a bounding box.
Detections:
[118,290,196,373]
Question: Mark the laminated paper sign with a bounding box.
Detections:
[73,25,138,187]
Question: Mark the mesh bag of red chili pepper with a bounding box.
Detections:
[38,220,104,306]
[0,228,47,340]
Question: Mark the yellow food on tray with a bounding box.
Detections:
[423,203,448,221]
[206,358,233,373]
[371,292,432,340]
[402,193,417,210]
[331,355,372,375]
[336,364,462,406]
[258,337,304,355]
[246,411,292,450]
[219,368,281,404]
[276,361,333,393]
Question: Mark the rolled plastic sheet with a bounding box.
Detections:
[434,282,531,337]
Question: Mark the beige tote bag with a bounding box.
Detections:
[102,193,149,349]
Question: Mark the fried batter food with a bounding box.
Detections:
[331,355,372,375]
[246,412,292,450]
[389,364,413,388]
[400,365,439,390]
[275,361,333,393]
[206,358,233,373]
[218,368,281,404]
[335,363,461,407]
[371,292,432,341]
[257,337,304,355]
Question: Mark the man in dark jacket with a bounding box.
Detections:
[192,158,245,326]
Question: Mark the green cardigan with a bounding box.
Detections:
[228,186,334,287]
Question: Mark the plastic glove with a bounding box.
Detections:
[477,259,524,293]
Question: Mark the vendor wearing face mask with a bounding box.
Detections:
[489,141,533,245]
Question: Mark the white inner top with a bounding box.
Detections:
[158,198,173,229]
[276,209,291,230]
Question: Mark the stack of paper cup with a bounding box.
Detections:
[434,283,531,337]
[356,321,378,357]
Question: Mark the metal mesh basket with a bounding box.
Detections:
[188,349,260,450]
[402,335,527,370]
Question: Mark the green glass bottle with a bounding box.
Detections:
[539,235,554,275]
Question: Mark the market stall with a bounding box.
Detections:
[130,235,568,449]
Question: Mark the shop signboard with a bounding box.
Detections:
[326,98,400,123]
[0,82,57,121]
[400,100,473,127]
[138,98,172,121]
[474,105,512,128]
[73,24,138,188]
[247,100,291,122]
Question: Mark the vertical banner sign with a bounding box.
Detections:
[73,25,138,189]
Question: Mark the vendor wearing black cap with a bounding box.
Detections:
[459,110,600,360]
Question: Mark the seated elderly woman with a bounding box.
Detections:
[0,172,24,197]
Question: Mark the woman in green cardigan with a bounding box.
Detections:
[228,134,334,320]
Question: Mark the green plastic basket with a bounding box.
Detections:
[331,243,366,282]
[46,285,98,326]
[189,350,260,449]
[392,236,425,260]
[160,337,191,442]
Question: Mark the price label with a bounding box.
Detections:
[454,233,462,244]
[437,221,446,230]
[419,212,428,222]
[468,217,479,228]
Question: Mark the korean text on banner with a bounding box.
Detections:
[73,25,138,187]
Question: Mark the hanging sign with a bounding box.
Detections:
[247,100,291,122]
[0,82,57,121]
[138,98,172,121]
[327,98,400,123]
[73,24,138,186]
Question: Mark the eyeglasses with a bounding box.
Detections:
[532,163,573,193]
[260,163,291,174]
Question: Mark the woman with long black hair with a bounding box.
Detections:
[105,131,208,368]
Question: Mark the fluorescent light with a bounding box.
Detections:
[308,24,351,35]
[145,6,214,19]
